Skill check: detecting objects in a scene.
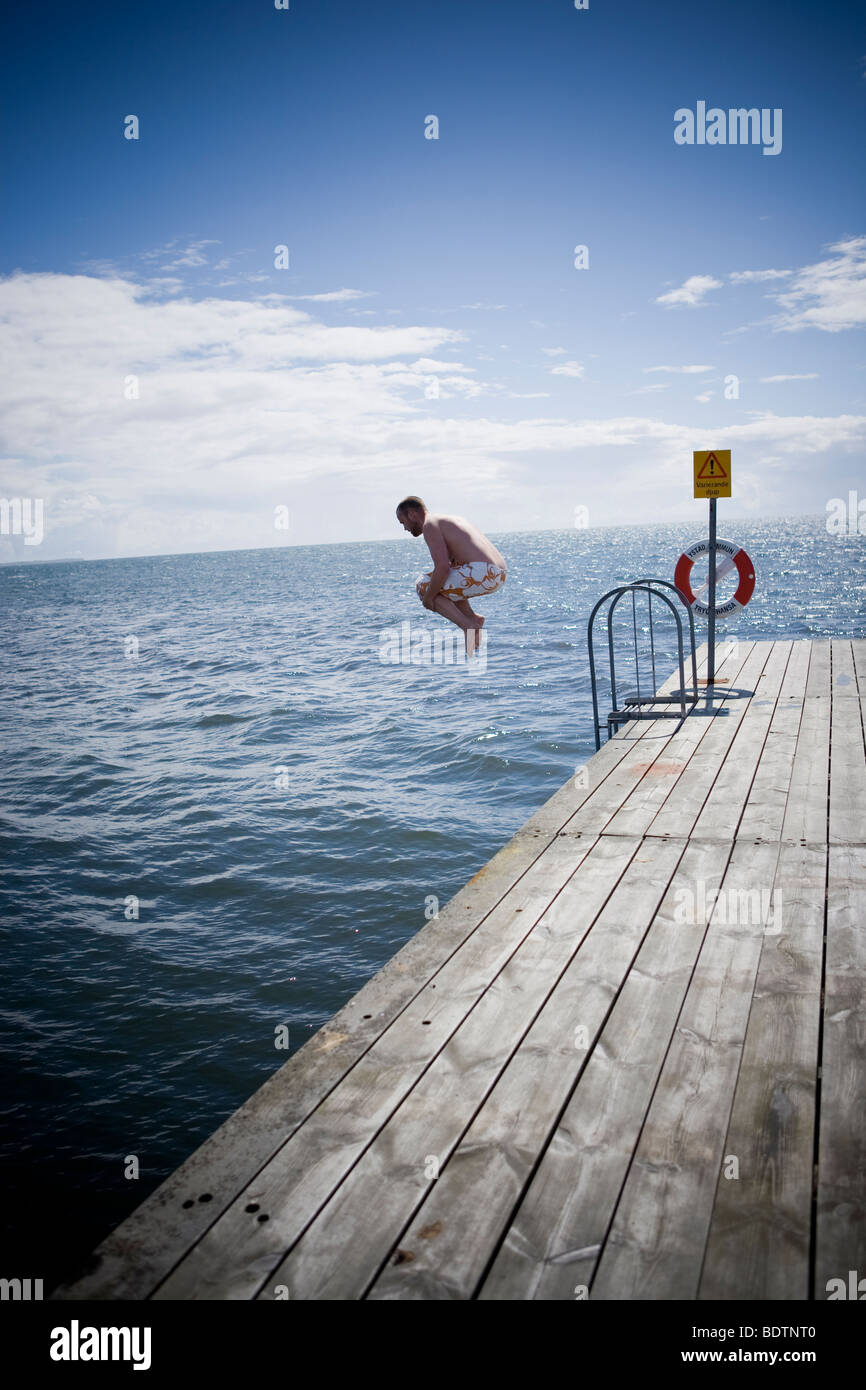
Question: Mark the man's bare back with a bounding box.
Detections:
[426,514,506,571]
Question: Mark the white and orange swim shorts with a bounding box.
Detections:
[416,560,506,603]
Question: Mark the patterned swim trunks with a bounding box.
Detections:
[416,560,506,602]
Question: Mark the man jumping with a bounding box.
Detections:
[396,496,507,657]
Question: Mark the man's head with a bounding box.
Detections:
[396,495,426,537]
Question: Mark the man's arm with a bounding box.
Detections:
[420,517,452,608]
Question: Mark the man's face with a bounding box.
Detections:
[398,509,423,537]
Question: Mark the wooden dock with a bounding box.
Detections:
[54,638,865,1301]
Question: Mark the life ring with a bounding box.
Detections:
[674,538,755,618]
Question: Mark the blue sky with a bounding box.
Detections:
[1,0,864,559]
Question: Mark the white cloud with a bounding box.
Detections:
[509,391,552,398]
[1,271,864,558]
[642,364,714,374]
[656,275,722,308]
[729,269,792,283]
[0,269,466,473]
[770,236,866,332]
[542,347,569,357]
[760,373,819,383]
[289,288,375,302]
[404,357,475,374]
[549,360,584,378]
[695,392,714,403]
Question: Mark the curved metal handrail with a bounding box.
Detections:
[587,578,698,750]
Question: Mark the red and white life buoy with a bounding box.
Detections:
[674,538,755,618]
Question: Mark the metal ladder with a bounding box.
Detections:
[587,578,699,750]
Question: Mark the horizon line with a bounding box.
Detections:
[0,507,829,569]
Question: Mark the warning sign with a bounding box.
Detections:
[693,449,731,499]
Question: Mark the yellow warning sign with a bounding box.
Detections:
[693,449,731,499]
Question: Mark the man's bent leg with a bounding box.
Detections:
[454,597,483,625]
[431,596,483,657]
[431,594,476,631]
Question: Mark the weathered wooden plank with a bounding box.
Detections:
[588,841,782,1300]
[780,644,831,846]
[152,832,633,1299]
[804,639,831,700]
[831,639,859,697]
[737,641,810,844]
[814,843,866,1296]
[603,642,758,840]
[691,643,793,843]
[565,643,764,842]
[365,836,688,1300]
[646,642,777,841]
[829,670,866,846]
[477,837,734,1300]
[698,839,826,1300]
[259,836,681,1301]
[850,639,866,694]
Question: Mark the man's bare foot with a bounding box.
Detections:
[456,600,484,627]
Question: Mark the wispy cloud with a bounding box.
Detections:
[549,360,584,378]
[656,275,722,308]
[770,236,866,332]
[139,238,221,270]
[642,364,714,374]
[542,347,569,357]
[730,269,792,283]
[289,288,375,302]
[760,373,819,383]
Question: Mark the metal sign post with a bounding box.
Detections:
[692,449,731,689]
[707,495,717,685]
